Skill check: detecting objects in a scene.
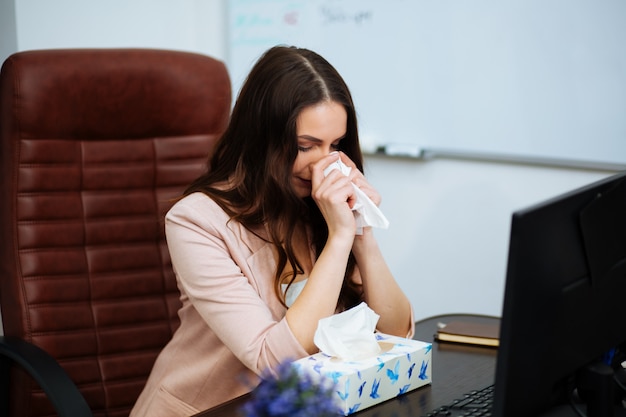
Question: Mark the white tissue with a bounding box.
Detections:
[313,302,381,361]
[323,158,390,234]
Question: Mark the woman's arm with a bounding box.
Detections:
[352,229,414,338]
[285,233,353,353]
[341,153,414,338]
[285,155,358,353]
[166,194,310,375]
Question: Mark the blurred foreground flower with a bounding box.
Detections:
[241,361,341,417]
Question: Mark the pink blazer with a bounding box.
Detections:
[131,192,414,416]
[130,192,309,416]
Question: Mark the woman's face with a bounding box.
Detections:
[291,101,347,198]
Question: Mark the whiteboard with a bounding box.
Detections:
[228,0,626,168]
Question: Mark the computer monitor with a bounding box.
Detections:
[493,170,626,417]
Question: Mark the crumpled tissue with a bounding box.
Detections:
[313,302,381,361]
[323,158,390,235]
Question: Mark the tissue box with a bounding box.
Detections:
[292,333,432,415]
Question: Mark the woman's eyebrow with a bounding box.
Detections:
[297,135,322,142]
[297,134,345,142]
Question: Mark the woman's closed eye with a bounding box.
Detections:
[297,142,341,153]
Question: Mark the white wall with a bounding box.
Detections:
[11,0,228,61]
[365,156,612,320]
[3,0,620,325]
[0,0,17,61]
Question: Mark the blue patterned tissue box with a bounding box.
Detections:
[292,333,432,415]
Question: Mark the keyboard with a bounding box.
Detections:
[425,384,495,417]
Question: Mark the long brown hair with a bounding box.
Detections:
[185,46,364,310]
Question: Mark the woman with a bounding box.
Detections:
[130,46,413,417]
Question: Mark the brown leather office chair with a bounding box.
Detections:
[0,49,231,417]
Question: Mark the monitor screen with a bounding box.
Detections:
[493,170,626,417]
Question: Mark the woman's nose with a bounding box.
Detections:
[315,148,337,164]
[323,147,339,158]
[309,147,333,160]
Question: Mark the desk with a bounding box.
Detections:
[195,314,499,417]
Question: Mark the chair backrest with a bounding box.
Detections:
[0,48,231,417]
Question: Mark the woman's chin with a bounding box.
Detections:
[293,180,312,198]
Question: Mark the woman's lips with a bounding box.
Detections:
[296,177,312,188]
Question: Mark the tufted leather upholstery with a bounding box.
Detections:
[0,49,231,417]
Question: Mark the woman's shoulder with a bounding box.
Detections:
[166,192,270,251]
[171,191,223,210]
[166,192,230,225]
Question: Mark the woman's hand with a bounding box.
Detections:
[338,153,382,208]
[309,152,358,239]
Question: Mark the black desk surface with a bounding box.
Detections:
[195,313,500,417]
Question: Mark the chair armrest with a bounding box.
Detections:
[0,336,92,417]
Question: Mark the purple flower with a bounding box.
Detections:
[242,360,341,417]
